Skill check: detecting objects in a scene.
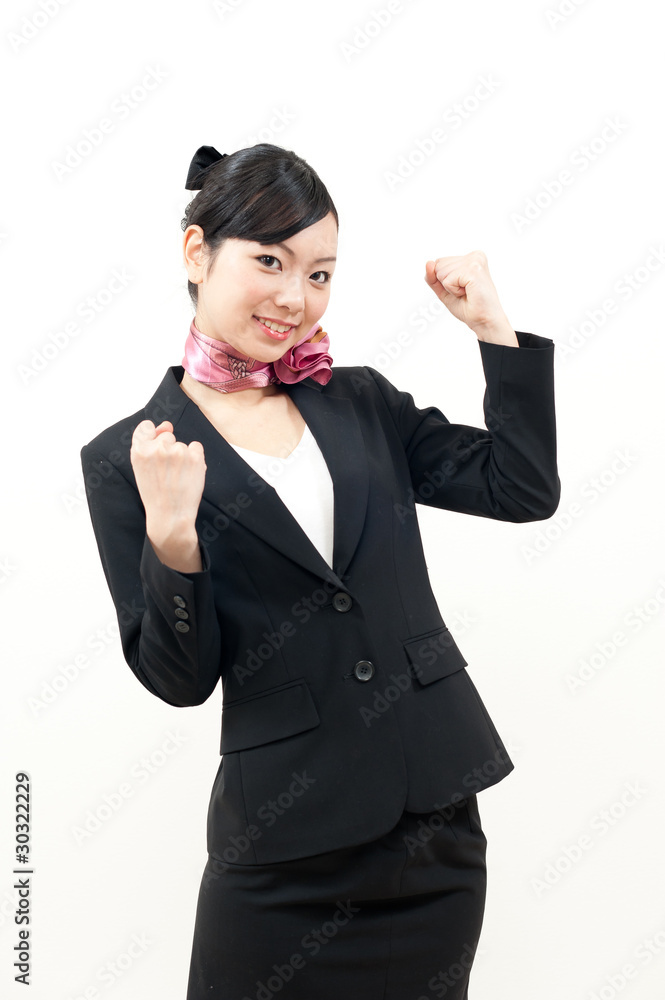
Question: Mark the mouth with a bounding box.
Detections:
[253,315,297,341]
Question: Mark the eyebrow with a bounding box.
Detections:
[269,241,337,265]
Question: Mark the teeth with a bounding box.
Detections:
[258,317,293,333]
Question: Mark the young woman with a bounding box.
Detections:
[81,143,559,999]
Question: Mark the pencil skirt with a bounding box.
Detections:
[186,795,487,1000]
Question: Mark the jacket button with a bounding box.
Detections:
[174,608,189,620]
[332,592,352,613]
[175,621,190,633]
[353,660,374,682]
[174,595,186,608]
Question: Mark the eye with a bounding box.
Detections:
[256,255,332,285]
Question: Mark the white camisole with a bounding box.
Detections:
[228,423,335,568]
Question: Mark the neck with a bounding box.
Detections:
[181,370,283,408]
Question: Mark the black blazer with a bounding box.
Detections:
[81,330,559,865]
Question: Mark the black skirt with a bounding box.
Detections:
[186,795,487,1000]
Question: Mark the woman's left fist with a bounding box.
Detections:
[424,250,516,343]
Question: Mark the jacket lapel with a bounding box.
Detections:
[145,368,369,587]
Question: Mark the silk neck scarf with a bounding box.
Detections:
[182,319,333,392]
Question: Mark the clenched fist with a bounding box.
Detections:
[424,250,518,346]
[130,420,207,572]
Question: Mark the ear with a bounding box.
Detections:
[183,225,206,284]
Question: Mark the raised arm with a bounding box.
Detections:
[365,250,560,521]
[80,430,222,707]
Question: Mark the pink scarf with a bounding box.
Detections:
[182,319,333,392]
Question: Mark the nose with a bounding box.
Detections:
[272,273,306,314]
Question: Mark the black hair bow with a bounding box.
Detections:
[185,145,228,190]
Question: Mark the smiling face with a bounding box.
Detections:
[183,212,338,363]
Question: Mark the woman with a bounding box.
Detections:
[81,143,559,999]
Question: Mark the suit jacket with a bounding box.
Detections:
[81,330,559,864]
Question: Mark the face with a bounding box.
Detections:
[183,211,338,362]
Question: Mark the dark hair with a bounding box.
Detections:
[180,144,339,308]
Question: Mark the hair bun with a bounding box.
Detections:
[185,145,228,190]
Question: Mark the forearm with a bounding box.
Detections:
[133,536,221,706]
[81,445,221,706]
[473,331,559,517]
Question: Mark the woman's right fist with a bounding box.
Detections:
[130,420,207,570]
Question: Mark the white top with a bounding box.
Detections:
[228,423,335,568]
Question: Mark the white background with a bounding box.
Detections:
[2,1,664,998]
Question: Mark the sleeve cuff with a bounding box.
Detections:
[142,535,211,578]
[479,330,554,350]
